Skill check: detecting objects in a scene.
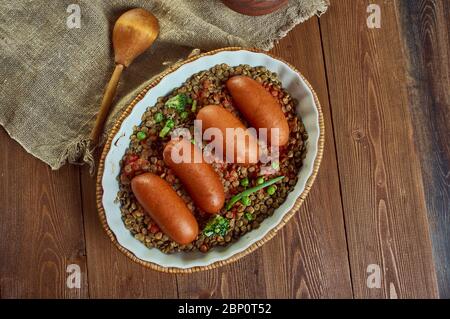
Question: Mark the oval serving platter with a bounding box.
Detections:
[97,47,324,273]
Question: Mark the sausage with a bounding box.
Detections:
[226,76,290,146]
[196,105,259,165]
[163,138,225,214]
[131,173,198,245]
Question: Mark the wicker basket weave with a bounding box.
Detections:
[96,47,325,273]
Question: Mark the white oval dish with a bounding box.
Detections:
[97,48,324,272]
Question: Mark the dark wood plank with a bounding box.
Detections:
[396,0,450,299]
[80,167,179,298]
[175,18,353,299]
[0,128,89,298]
[320,0,439,298]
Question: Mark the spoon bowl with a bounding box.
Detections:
[113,9,160,67]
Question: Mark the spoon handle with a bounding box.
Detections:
[90,64,125,145]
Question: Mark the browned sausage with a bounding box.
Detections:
[131,173,198,245]
[163,138,225,214]
[226,76,290,146]
[196,105,259,165]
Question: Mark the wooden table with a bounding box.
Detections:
[1,0,448,298]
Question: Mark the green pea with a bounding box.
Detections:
[166,119,175,129]
[154,112,164,123]
[240,177,249,187]
[267,185,276,196]
[271,162,280,170]
[241,196,251,206]
[159,127,171,138]
[180,111,189,120]
[256,177,265,185]
[191,100,197,112]
[136,131,147,141]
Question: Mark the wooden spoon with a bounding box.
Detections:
[90,8,159,146]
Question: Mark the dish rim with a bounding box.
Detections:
[96,47,325,273]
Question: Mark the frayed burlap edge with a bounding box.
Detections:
[58,136,96,174]
[259,0,329,50]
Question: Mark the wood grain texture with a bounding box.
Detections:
[0,128,88,298]
[320,0,439,298]
[396,0,450,298]
[79,167,179,298]
[1,0,447,299]
[175,17,353,299]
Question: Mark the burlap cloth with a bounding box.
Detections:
[0,0,328,171]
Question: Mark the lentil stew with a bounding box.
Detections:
[116,64,308,254]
